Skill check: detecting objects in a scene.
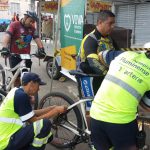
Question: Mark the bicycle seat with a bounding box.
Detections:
[69,70,101,77]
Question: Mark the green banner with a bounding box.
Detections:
[60,0,85,53]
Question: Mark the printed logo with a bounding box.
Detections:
[83,79,91,97]
[64,14,71,32]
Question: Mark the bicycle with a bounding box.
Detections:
[39,70,102,149]
[46,55,62,80]
[39,69,150,150]
[0,53,39,108]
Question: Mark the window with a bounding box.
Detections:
[10,2,20,15]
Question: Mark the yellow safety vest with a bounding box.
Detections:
[0,88,23,149]
[90,51,150,123]
[80,30,114,62]
[0,88,53,149]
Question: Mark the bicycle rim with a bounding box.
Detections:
[39,92,83,148]
[0,89,7,106]
[46,58,61,80]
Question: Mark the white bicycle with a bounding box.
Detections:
[39,69,150,150]
[39,70,102,149]
[0,53,39,108]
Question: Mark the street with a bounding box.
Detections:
[0,32,89,150]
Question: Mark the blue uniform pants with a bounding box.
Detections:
[6,119,53,150]
[90,118,138,150]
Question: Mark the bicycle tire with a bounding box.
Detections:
[0,89,7,106]
[46,58,62,80]
[33,93,39,110]
[39,92,83,148]
[0,64,5,90]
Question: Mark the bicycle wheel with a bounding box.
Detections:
[39,92,83,148]
[0,64,5,89]
[46,58,62,80]
[0,89,7,106]
[33,93,39,110]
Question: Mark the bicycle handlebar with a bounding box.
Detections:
[1,50,49,66]
[10,53,37,57]
[11,53,45,61]
[10,53,48,60]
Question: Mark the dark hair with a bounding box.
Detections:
[97,10,115,23]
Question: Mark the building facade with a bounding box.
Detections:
[0,0,35,20]
[86,0,150,47]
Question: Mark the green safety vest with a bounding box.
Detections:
[0,88,23,149]
[0,88,53,149]
[90,51,150,123]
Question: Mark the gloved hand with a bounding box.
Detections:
[36,47,46,59]
[1,47,10,57]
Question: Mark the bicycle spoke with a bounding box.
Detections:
[39,92,83,148]
[53,126,76,141]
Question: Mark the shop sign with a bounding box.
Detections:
[87,0,112,12]
[41,1,58,13]
[0,0,8,10]
[0,0,8,3]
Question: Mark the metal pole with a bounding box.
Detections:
[38,0,42,39]
[49,0,61,93]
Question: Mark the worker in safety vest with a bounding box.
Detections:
[0,72,67,150]
[90,50,150,150]
[80,10,119,75]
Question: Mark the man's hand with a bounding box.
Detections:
[36,47,46,59]
[1,47,10,57]
[56,105,68,114]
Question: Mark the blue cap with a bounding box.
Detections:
[22,72,46,85]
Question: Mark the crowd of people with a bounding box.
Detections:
[0,9,150,150]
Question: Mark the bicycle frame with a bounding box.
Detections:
[3,57,30,92]
[55,71,97,145]
[66,98,92,136]
[52,97,93,149]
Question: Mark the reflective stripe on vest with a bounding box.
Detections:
[89,33,100,43]
[87,53,99,60]
[105,74,142,101]
[0,117,23,126]
[101,50,110,64]
[32,131,52,147]
[33,119,43,137]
